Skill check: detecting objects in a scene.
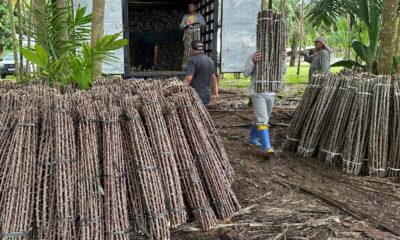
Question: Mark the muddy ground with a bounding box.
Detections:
[172,85,400,240]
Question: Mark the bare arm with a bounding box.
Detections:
[153,45,158,66]
[184,75,193,85]
[210,74,218,106]
[211,74,218,96]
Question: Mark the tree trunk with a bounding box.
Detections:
[279,0,286,13]
[54,0,69,56]
[7,0,20,82]
[395,19,400,56]
[346,13,352,59]
[378,0,400,75]
[290,36,298,66]
[296,0,304,76]
[17,0,24,73]
[91,0,105,80]
[32,0,46,47]
[27,0,33,72]
[261,0,267,10]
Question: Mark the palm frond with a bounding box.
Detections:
[305,0,345,29]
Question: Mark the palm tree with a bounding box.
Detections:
[17,0,23,73]
[378,0,400,74]
[91,0,105,80]
[7,0,20,81]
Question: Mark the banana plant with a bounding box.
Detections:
[330,39,371,72]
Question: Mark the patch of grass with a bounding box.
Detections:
[219,65,344,89]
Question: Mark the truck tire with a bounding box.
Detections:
[0,74,6,79]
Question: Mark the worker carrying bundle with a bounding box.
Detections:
[180,2,206,70]
[244,6,287,158]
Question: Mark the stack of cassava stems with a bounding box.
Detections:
[286,71,400,178]
[128,8,185,71]
[0,79,240,240]
[128,8,184,33]
[255,9,286,92]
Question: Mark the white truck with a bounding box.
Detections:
[76,0,261,78]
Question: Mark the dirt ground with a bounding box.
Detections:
[172,85,400,240]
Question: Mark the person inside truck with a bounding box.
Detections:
[179,2,206,29]
[139,32,158,71]
[184,40,218,108]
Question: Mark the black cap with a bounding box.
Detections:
[191,40,204,51]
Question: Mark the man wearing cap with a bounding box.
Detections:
[184,40,218,107]
[300,37,331,81]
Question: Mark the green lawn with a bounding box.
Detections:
[219,65,343,89]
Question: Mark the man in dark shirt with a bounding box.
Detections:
[139,32,158,71]
[184,40,218,107]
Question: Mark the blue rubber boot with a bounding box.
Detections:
[257,125,274,156]
[249,125,262,147]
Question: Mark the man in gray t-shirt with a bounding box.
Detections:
[184,41,218,107]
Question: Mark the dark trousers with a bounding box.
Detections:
[140,43,154,70]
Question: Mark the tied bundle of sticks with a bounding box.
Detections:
[297,74,341,157]
[389,79,400,177]
[285,75,325,151]
[163,100,217,230]
[0,97,39,240]
[0,79,239,239]
[140,91,187,228]
[74,96,105,239]
[368,76,391,177]
[96,99,131,239]
[182,25,201,70]
[342,77,374,176]
[175,93,240,219]
[255,9,286,93]
[122,98,169,239]
[317,76,358,165]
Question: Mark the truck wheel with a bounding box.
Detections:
[0,74,6,79]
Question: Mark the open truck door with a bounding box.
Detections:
[220,0,261,73]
